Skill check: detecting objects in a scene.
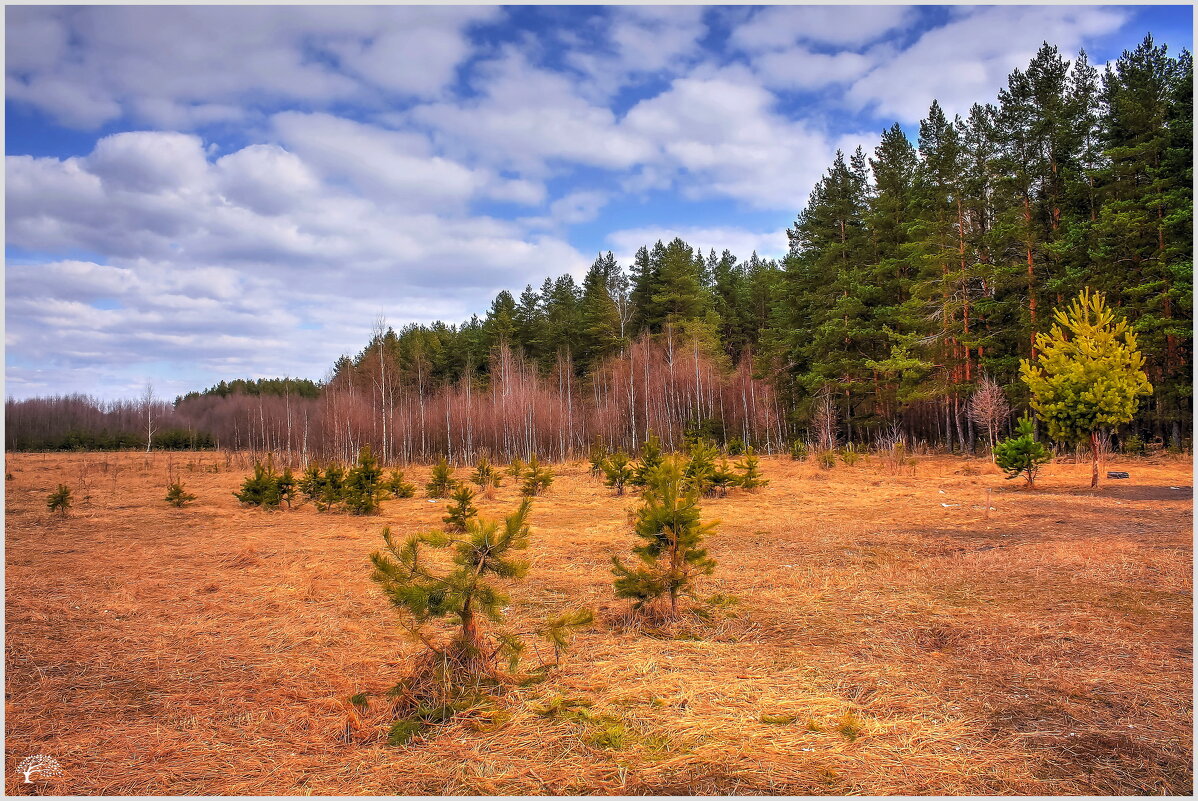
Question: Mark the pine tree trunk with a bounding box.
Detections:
[1090,431,1100,489]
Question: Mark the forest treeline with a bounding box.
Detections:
[5,37,1191,460]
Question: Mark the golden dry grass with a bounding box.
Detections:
[4,450,1193,795]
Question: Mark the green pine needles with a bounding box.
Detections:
[386,469,416,499]
[343,447,384,515]
[442,485,479,532]
[47,484,72,516]
[520,455,554,497]
[682,439,719,496]
[287,452,412,512]
[994,414,1053,487]
[165,480,197,508]
[470,458,502,491]
[321,464,346,509]
[426,457,458,499]
[597,438,766,498]
[734,448,769,490]
[369,498,592,742]
[631,433,664,487]
[588,437,609,478]
[506,458,526,482]
[299,463,325,507]
[277,467,298,508]
[371,499,535,667]
[601,451,634,495]
[1021,289,1153,488]
[612,456,717,618]
[236,460,300,509]
[234,459,283,509]
[710,457,738,497]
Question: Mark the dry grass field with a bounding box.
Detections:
[4,449,1193,795]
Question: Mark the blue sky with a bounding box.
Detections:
[5,4,1192,400]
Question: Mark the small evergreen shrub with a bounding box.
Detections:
[735,448,769,490]
[426,457,458,499]
[277,466,297,509]
[234,460,283,508]
[816,451,836,470]
[588,437,608,478]
[710,458,738,497]
[839,444,860,466]
[631,433,664,487]
[297,463,347,511]
[344,447,384,515]
[612,456,717,618]
[602,451,634,495]
[386,469,416,499]
[442,484,479,532]
[369,499,592,743]
[47,484,72,516]
[725,438,746,456]
[300,464,326,507]
[994,414,1052,487]
[789,440,808,461]
[683,439,719,496]
[506,458,526,481]
[520,455,554,497]
[470,458,502,490]
[165,480,197,507]
[1122,434,1146,456]
[322,464,346,510]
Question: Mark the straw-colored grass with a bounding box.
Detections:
[4,450,1192,795]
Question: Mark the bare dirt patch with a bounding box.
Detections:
[4,451,1192,794]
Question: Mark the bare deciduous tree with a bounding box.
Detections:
[811,388,838,452]
[141,383,159,452]
[968,376,1011,458]
[7,338,789,463]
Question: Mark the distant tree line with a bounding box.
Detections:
[5,37,1190,459]
[4,393,214,451]
[175,377,322,403]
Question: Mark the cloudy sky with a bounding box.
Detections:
[5,4,1192,400]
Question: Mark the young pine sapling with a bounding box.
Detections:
[612,457,717,618]
[734,448,769,490]
[234,460,283,509]
[631,433,664,487]
[683,439,719,496]
[602,451,634,496]
[426,457,458,499]
[386,469,416,499]
[520,455,554,497]
[506,457,526,482]
[369,499,592,742]
[165,481,197,508]
[47,484,72,516]
[442,484,479,532]
[588,437,609,478]
[709,457,738,497]
[343,447,384,515]
[277,467,298,509]
[994,414,1053,488]
[470,458,502,491]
